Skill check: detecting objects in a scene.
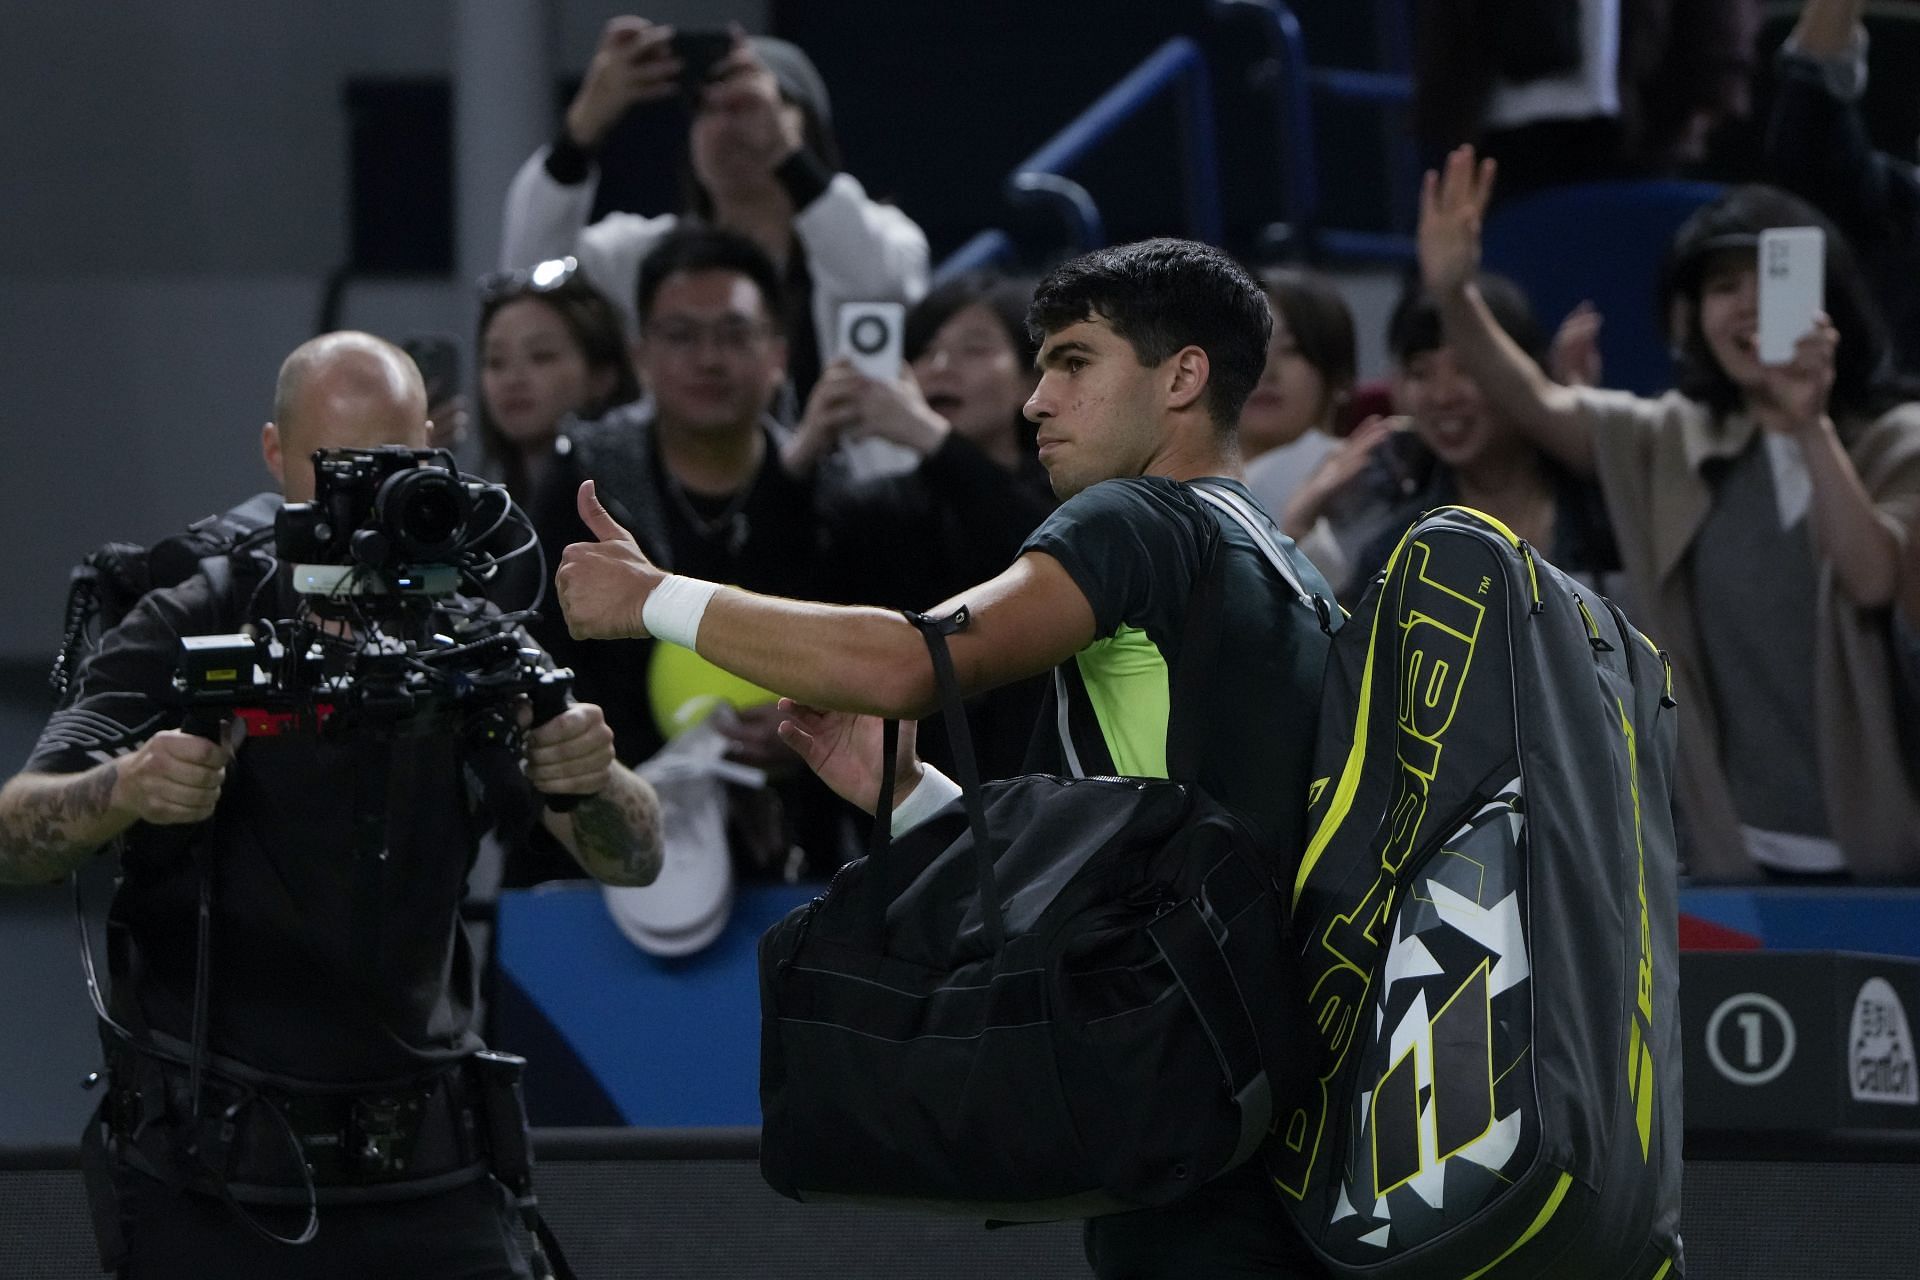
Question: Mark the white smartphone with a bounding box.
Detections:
[837,301,906,381]
[1757,226,1824,365]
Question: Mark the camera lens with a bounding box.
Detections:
[375,467,470,562]
[849,315,889,355]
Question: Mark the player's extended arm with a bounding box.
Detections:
[556,482,1096,718]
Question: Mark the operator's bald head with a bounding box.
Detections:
[265,332,430,501]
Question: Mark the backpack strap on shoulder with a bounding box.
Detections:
[1187,481,1331,629]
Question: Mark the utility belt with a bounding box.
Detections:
[93,1039,530,1206]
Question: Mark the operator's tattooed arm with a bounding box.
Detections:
[541,768,665,887]
[0,763,130,885]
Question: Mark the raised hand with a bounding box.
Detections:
[556,480,663,641]
[699,25,805,172]
[852,370,949,455]
[565,16,682,150]
[775,698,922,817]
[1550,302,1605,388]
[784,358,866,475]
[1755,314,1840,435]
[1418,146,1498,297]
[1280,415,1402,538]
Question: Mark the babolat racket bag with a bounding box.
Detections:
[1271,507,1684,1279]
[758,515,1320,1220]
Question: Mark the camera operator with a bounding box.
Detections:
[0,332,662,1278]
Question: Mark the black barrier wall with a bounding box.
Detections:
[5,1133,1920,1280]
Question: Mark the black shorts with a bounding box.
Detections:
[1083,1162,1327,1280]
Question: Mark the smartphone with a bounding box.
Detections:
[1757,226,1824,365]
[670,31,734,98]
[838,302,906,381]
[400,334,460,405]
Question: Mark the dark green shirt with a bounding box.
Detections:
[1021,476,1335,860]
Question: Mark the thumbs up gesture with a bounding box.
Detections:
[556,480,662,641]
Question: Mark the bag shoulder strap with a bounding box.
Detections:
[1187,480,1321,611]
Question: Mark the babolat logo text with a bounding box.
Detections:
[1849,978,1918,1106]
[1275,537,1487,1197]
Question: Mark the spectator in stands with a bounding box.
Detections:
[500,18,928,405]
[1421,145,1920,881]
[788,272,1056,605]
[1273,276,1617,602]
[793,272,1057,781]
[475,258,639,503]
[1415,0,1759,198]
[1766,0,1920,371]
[518,226,858,887]
[1353,277,1621,589]
[1242,269,1357,521]
[1273,412,1401,601]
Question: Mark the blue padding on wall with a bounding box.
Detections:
[1681,887,1920,959]
[498,882,1920,1129]
[497,882,815,1126]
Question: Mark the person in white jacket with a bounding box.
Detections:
[500,17,929,410]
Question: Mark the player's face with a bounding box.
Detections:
[1024,317,1164,499]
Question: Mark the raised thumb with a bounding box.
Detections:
[577,479,634,543]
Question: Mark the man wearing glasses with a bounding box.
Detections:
[529,226,866,897]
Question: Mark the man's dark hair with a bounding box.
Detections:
[1390,272,1545,367]
[636,226,787,328]
[1027,239,1273,427]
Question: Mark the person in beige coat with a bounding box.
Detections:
[1418,145,1920,881]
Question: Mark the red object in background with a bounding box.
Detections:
[1678,912,1762,951]
[1337,380,1397,435]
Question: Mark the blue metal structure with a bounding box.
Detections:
[1227,0,1416,262]
[933,0,1416,282]
[933,35,1221,284]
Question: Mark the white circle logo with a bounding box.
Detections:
[1705,992,1797,1086]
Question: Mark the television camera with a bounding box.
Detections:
[172,447,580,809]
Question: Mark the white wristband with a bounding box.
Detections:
[890,764,962,838]
[641,575,720,650]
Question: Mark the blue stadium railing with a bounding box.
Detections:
[934,0,1416,282]
[1266,0,1418,263]
[935,34,1221,282]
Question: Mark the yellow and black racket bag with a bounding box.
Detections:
[1271,507,1684,1279]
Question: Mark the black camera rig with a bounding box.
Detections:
[169,446,577,806]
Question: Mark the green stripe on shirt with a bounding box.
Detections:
[1074,624,1170,778]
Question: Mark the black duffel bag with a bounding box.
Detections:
[758,526,1314,1220]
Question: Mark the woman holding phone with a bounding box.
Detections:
[1419,146,1920,881]
[499,17,927,407]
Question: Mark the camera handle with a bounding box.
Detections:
[528,673,582,814]
[180,707,229,743]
